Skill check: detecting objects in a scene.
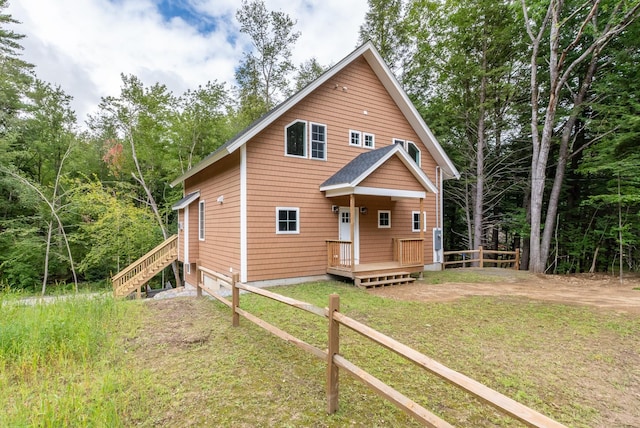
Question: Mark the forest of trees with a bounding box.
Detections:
[1,0,639,293]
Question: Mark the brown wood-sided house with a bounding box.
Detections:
[170,42,459,290]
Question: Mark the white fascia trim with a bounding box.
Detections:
[171,191,200,210]
[362,48,460,180]
[240,145,248,283]
[324,186,426,199]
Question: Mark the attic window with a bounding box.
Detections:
[349,130,361,146]
[285,121,306,157]
[363,133,375,149]
[407,141,420,166]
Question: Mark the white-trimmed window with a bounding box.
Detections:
[364,133,375,149]
[407,141,420,166]
[393,138,405,146]
[310,123,326,160]
[349,130,361,146]
[285,120,306,157]
[198,200,205,241]
[378,210,391,228]
[412,211,427,232]
[276,207,299,234]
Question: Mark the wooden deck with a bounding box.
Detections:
[326,239,425,286]
[327,261,423,279]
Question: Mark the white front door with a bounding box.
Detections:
[338,207,359,264]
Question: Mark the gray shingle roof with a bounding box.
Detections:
[321,144,396,188]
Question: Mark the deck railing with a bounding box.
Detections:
[393,238,424,266]
[111,234,178,297]
[443,246,520,270]
[326,240,353,269]
[194,268,565,427]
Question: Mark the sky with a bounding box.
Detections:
[7,0,369,125]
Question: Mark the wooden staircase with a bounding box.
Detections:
[354,272,416,289]
[111,235,178,298]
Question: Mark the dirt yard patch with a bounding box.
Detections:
[369,269,640,314]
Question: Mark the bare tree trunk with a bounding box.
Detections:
[521,0,639,273]
[42,221,53,295]
[473,40,488,255]
[127,132,182,288]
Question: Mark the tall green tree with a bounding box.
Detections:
[521,0,640,273]
[405,0,526,253]
[358,0,407,74]
[172,81,232,174]
[89,74,181,287]
[235,0,300,121]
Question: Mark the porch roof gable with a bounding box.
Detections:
[171,191,200,210]
[320,144,437,198]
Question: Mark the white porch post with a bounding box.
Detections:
[350,194,355,271]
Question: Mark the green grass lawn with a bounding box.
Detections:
[1,280,638,427]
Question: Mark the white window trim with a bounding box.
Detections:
[198,200,205,241]
[393,138,405,147]
[407,141,421,166]
[412,211,427,232]
[349,130,362,147]
[276,207,300,234]
[185,263,191,275]
[363,132,375,149]
[310,122,327,161]
[284,120,307,158]
[378,210,391,228]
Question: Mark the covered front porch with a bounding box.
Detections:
[326,237,424,279]
[319,144,436,287]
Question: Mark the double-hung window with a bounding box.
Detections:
[198,200,205,241]
[412,211,426,232]
[276,207,299,234]
[310,123,326,160]
[286,121,306,157]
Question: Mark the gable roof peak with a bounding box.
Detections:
[170,42,459,187]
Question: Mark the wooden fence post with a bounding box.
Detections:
[515,248,520,271]
[232,272,240,327]
[479,246,484,268]
[196,260,202,298]
[327,294,340,414]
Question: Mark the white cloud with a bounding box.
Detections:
[8,0,368,124]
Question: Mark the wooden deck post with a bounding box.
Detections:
[196,260,202,298]
[327,294,340,414]
[515,248,520,271]
[232,272,240,327]
[479,246,484,268]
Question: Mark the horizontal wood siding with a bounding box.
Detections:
[244,57,440,281]
[359,156,425,191]
[184,151,241,283]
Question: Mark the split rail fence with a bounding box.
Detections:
[443,246,520,270]
[195,263,563,427]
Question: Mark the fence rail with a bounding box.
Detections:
[195,265,562,427]
[443,246,520,270]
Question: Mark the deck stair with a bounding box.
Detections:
[112,235,178,298]
[354,271,415,289]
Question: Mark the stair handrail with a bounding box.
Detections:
[112,235,178,287]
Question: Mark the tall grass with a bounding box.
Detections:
[0,295,145,427]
